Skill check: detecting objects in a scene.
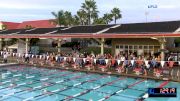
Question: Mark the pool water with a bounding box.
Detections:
[0,65,179,101]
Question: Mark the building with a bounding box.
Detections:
[0,20,180,60]
[0,19,57,53]
[0,21,20,30]
[17,19,56,29]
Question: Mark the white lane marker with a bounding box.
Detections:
[73,83,81,86]
[17,83,26,86]
[116,89,123,94]
[26,76,35,79]
[2,92,14,98]
[52,89,60,93]
[13,74,22,77]
[33,86,41,89]
[98,98,106,101]
[73,93,81,97]
[55,80,64,83]
[2,80,11,84]
[40,78,48,81]
[22,97,34,101]
[93,86,101,90]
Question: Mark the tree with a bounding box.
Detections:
[81,0,99,25]
[72,15,80,25]
[2,24,7,30]
[111,7,122,24]
[77,9,88,25]
[51,10,66,26]
[93,18,106,25]
[64,11,73,26]
[103,13,113,24]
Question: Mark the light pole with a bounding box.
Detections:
[145,11,149,23]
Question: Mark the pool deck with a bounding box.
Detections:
[0,62,179,82]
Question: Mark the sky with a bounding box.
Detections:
[0,0,180,23]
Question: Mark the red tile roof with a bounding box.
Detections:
[1,21,20,29]
[17,19,56,29]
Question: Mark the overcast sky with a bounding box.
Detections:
[0,0,180,23]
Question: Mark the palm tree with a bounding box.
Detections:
[64,11,73,26]
[93,18,106,24]
[103,13,113,24]
[111,7,122,24]
[72,15,80,25]
[77,9,88,25]
[81,0,99,25]
[51,10,66,26]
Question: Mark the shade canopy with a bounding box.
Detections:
[0,20,180,38]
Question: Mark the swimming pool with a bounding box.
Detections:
[0,65,179,101]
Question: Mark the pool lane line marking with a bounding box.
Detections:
[0,70,64,90]
[20,73,92,100]
[65,77,125,100]
[98,79,146,101]
[0,71,80,96]
[0,92,15,99]
[1,69,104,100]
[2,80,11,84]
[27,71,76,83]
[26,75,35,79]
[22,96,34,101]
[10,74,90,101]
[158,80,169,88]
[31,74,108,100]
[64,77,126,101]
[139,80,170,100]
[128,79,146,88]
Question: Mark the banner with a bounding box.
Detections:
[83,58,86,63]
[73,58,76,62]
[64,57,67,61]
[161,61,165,68]
[131,60,135,66]
[105,59,108,64]
[94,59,96,64]
[117,60,121,65]
[145,61,149,67]
[55,56,58,61]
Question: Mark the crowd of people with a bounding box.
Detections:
[0,51,179,78]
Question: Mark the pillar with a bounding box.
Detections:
[0,38,2,50]
[57,39,62,53]
[25,38,29,54]
[159,38,166,61]
[101,38,105,55]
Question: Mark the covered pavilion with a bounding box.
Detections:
[0,20,180,60]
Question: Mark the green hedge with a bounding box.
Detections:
[80,47,111,55]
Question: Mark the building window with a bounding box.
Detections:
[116,45,119,49]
